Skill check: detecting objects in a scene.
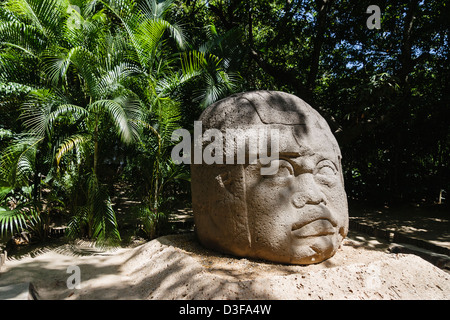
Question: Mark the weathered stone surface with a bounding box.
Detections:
[191,90,349,264]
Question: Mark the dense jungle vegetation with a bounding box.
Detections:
[0,0,448,245]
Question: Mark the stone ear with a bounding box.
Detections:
[216,171,230,189]
[215,169,241,195]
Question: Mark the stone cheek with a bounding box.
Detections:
[190,90,349,265]
[191,164,252,257]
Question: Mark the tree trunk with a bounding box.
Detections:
[398,1,418,91]
[306,0,333,99]
[93,114,99,176]
[391,1,419,199]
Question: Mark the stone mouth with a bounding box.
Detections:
[290,204,338,238]
[291,219,336,238]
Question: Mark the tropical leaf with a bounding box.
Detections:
[0,0,196,244]
[20,89,70,137]
[65,173,120,244]
[0,21,46,56]
[65,46,100,97]
[63,8,107,49]
[41,48,72,86]
[96,62,141,97]
[55,133,90,167]
[91,194,120,243]
[181,47,242,108]
[48,104,89,124]
[0,205,39,237]
[0,135,41,187]
[157,100,181,146]
[103,0,185,70]
[0,49,40,84]
[6,0,69,42]
[89,97,140,144]
[137,0,172,20]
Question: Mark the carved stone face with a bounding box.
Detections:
[191,91,348,264]
[244,127,348,264]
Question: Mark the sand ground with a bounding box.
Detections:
[0,230,449,300]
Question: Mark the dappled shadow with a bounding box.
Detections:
[5,238,122,261]
[1,232,353,299]
[66,235,276,300]
[1,197,447,300]
[349,201,450,252]
[1,228,441,300]
[344,230,391,251]
[0,246,128,299]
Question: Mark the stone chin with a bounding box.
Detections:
[289,232,345,264]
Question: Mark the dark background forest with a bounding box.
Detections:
[0,0,448,245]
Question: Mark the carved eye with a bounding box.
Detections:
[314,160,338,186]
[262,159,294,177]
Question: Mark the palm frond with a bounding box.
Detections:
[96,62,141,97]
[0,4,21,23]
[0,49,40,84]
[180,50,207,78]
[64,46,100,97]
[48,104,89,124]
[137,0,173,20]
[91,193,120,243]
[0,205,39,237]
[89,97,140,144]
[41,48,71,86]
[0,206,27,236]
[20,89,70,137]
[0,21,46,57]
[63,6,109,51]
[158,100,181,146]
[71,173,121,244]
[102,0,184,70]
[0,135,42,187]
[101,0,135,19]
[65,205,88,239]
[55,133,90,167]
[136,18,185,53]
[130,118,161,149]
[6,0,69,41]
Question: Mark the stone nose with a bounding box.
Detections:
[291,174,326,208]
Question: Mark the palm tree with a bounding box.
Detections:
[0,0,143,243]
[0,0,71,240]
[0,0,244,243]
[181,23,245,109]
[0,0,197,243]
[103,0,190,220]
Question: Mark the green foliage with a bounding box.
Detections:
[181,0,450,203]
[133,205,168,239]
[1,0,447,247]
[65,173,121,244]
[0,0,205,244]
[0,185,41,239]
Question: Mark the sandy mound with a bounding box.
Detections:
[0,232,449,299]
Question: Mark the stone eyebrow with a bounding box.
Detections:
[278,154,339,175]
[278,152,302,158]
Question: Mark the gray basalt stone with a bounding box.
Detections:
[191,90,348,264]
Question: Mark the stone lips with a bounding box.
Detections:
[191,90,349,264]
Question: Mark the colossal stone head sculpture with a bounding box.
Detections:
[191,91,348,264]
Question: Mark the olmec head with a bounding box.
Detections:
[191,90,348,264]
